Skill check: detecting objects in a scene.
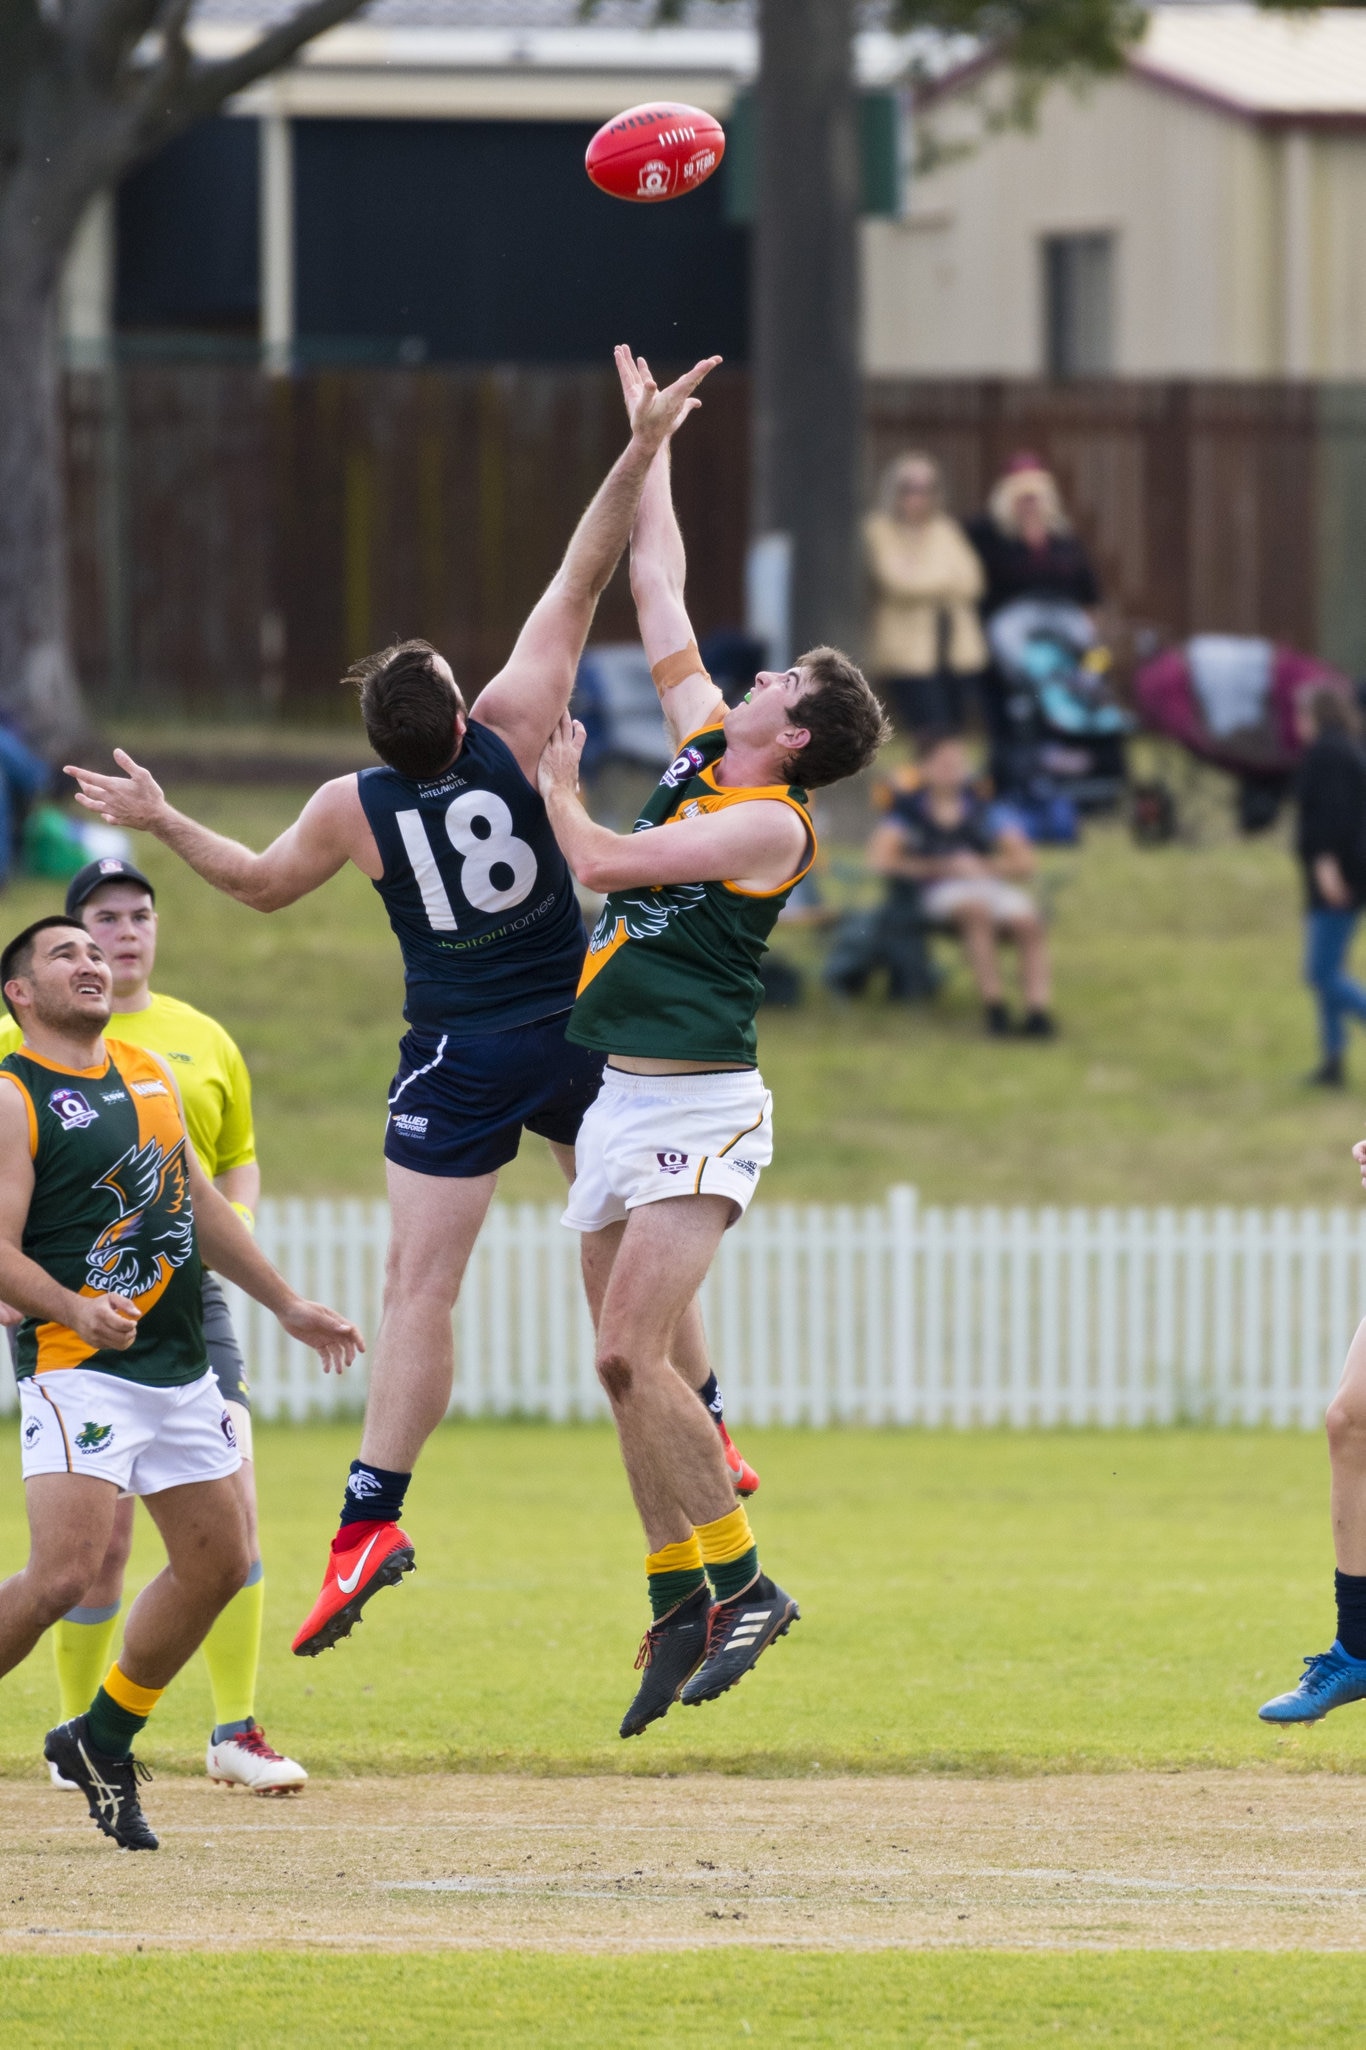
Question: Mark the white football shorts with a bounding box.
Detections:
[19,1366,242,1495]
[562,1066,773,1235]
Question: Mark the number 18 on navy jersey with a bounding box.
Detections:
[357,721,587,1036]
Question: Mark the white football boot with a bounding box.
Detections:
[206,1722,307,1794]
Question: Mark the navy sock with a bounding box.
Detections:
[696,1373,723,1421]
[1335,1570,1366,1660]
[339,1460,411,1529]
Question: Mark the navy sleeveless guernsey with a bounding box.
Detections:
[357,720,587,1037]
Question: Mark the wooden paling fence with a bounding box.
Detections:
[67,365,1366,716]
[2,1189,1359,1427]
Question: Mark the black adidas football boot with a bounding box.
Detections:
[44,1717,159,1850]
[619,1582,712,1738]
[678,1574,799,1707]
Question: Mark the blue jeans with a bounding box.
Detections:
[1305,908,1366,1059]
[0,725,49,886]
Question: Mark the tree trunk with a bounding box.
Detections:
[751,0,863,662]
[0,193,88,755]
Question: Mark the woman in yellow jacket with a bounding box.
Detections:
[864,451,988,738]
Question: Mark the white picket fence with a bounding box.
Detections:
[3,1187,1363,1427]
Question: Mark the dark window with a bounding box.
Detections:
[293,118,749,364]
[1042,233,1114,379]
[116,117,260,335]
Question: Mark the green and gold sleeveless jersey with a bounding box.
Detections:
[566,723,815,1066]
[0,1039,206,1386]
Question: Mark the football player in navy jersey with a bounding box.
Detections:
[66,347,759,1657]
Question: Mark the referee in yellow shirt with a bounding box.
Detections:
[0,857,306,1793]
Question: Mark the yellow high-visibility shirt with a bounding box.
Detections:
[0,991,255,1180]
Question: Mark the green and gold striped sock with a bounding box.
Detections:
[85,1662,164,1760]
[696,1504,759,1604]
[646,1535,707,1621]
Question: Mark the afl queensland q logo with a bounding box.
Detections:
[637,158,671,198]
[48,1088,98,1130]
[657,1151,690,1175]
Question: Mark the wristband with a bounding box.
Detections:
[229,1201,256,1235]
[649,642,709,696]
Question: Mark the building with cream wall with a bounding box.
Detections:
[867,6,1366,381]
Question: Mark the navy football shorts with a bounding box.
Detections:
[383,1010,607,1178]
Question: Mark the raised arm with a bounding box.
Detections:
[63,756,376,911]
[630,443,724,750]
[472,346,721,780]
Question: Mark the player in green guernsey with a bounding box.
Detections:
[0,915,361,1849]
[0,856,308,1793]
[539,363,889,1735]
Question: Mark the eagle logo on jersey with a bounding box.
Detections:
[84,1135,195,1300]
[588,883,706,957]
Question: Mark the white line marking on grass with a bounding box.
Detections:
[979,1867,1366,1900]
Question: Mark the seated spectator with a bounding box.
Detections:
[866,732,1058,1038]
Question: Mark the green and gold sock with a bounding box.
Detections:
[201,1561,264,1740]
[52,1604,121,1722]
[646,1535,707,1621]
[696,1504,759,1604]
[85,1662,164,1760]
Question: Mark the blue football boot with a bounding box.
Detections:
[1258,1642,1366,1724]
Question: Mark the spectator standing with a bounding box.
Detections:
[864,453,987,738]
[967,452,1100,619]
[867,731,1057,1037]
[967,453,1101,794]
[1295,686,1366,1087]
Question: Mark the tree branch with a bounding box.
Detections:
[130,0,369,147]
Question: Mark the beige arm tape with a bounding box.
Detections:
[650,642,710,697]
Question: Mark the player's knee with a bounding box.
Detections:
[36,1560,102,1620]
[1326,1391,1366,1456]
[596,1351,635,1404]
[204,1537,253,1607]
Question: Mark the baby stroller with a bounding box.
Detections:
[985,598,1131,819]
[1132,637,1351,835]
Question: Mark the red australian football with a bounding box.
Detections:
[585,102,726,204]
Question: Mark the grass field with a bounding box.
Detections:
[11,774,1366,2042]
[10,780,1364,1206]
[6,1951,1366,2047]
[0,1421,1353,1777]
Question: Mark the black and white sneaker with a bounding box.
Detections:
[43,1717,158,1851]
[678,1574,799,1707]
[619,1583,712,1739]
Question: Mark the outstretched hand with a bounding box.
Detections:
[537,712,588,803]
[278,1296,365,1376]
[616,346,720,455]
[65,749,167,833]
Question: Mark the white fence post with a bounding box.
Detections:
[2,1190,1364,1429]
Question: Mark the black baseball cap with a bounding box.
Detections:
[64,857,156,916]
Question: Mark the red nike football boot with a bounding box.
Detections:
[716,1419,759,1497]
[291,1521,415,1657]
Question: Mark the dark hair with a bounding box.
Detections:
[1305,683,1361,742]
[0,917,89,1021]
[786,647,891,790]
[914,726,964,763]
[346,638,463,782]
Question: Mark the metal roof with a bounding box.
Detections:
[1133,5,1366,122]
